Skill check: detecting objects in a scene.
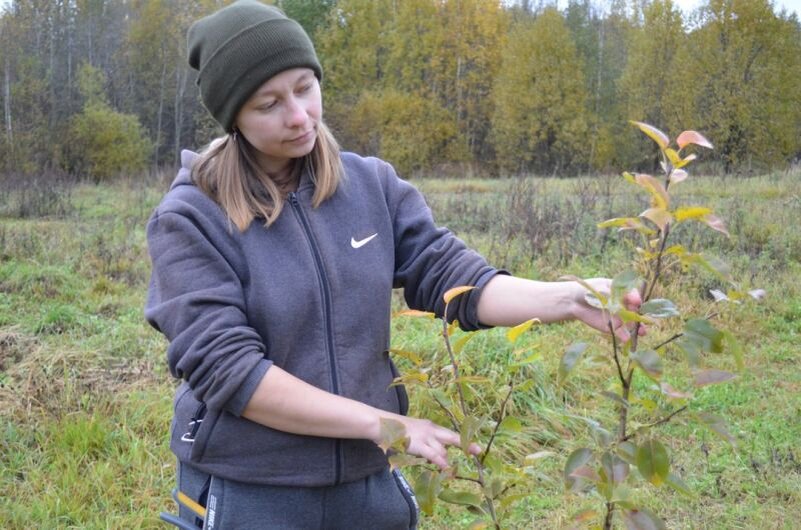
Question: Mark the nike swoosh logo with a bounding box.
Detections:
[351,233,378,249]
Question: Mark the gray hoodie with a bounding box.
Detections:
[145,150,502,486]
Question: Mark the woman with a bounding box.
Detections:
[145,2,639,528]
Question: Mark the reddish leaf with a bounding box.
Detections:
[695,411,737,446]
[660,382,693,400]
[564,447,594,491]
[693,369,736,387]
[623,508,668,530]
[641,207,673,231]
[668,169,688,187]
[676,130,713,149]
[703,214,730,236]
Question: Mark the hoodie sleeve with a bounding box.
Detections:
[382,161,507,330]
[144,207,272,416]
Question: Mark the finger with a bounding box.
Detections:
[623,289,642,311]
[469,442,482,456]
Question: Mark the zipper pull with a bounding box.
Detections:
[288,192,299,206]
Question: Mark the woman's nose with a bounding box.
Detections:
[284,98,306,127]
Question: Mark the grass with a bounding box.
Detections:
[0,169,800,528]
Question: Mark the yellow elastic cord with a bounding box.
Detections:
[176,490,207,519]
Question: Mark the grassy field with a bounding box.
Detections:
[1,168,800,529]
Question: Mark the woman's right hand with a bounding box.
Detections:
[378,414,481,469]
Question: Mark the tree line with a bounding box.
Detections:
[1,0,799,180]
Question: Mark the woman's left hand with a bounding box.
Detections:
[570,278,645,342]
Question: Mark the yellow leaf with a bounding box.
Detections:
[395,309,435,319]
[674,153,697,168]
[664,148,682,167]
[443,285,475,304]
[634,173,669,209]
[676,130,713,150]
[630,121,669,149]
[506,318,540,344]
[674,206,713,222]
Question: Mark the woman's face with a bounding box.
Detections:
[235,67,322,174]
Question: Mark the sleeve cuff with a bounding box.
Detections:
[225,358,273,417]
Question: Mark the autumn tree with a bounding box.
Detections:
[619,0,692,169]
[491,7,590,174]
[689,0,801,172]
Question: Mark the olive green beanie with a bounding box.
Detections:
[187,0,322,132]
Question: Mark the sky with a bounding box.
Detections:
[673,0,800,16]
[1,0,799,17]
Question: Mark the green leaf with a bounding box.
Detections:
[630,350,663,380]
[388,371,429,387]
[438,488,484,509]
[695,412,737,446]
[635,439,670,486]
[414,469,443,515]
[612,270,640,301]
[389,348,423,366]
[678,318,725,357]
[454,375,490,384]
[617,441,637,464]
[640,299,680,318]
[665,472,694,497]
[388,453,428,470]
[460,415,483,456]
[499,415,523,433]
[693,369,736,387]
[622,507,668,530]
[452,332,477,355]
[506,318,540,344]
[722,331,744,370]
[558,342,589,386]
[631,121,669,149]
[564,448,594,491]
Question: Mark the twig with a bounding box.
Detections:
[622,406,688,442]
[481,381,515,465]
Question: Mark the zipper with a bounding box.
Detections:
[288,192,343,484]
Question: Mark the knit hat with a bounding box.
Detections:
[187,0,323,132]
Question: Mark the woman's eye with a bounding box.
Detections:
[259,101,277,111]
[298,83,312,94]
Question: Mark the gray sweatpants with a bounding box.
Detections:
[172,462,419,529]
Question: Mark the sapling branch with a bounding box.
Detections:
[425,378,460,432]
[622,405,688,442]
[481,381,515,465]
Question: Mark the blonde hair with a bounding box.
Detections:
[192,121,343,231]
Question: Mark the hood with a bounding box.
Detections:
[171,149,201,190]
